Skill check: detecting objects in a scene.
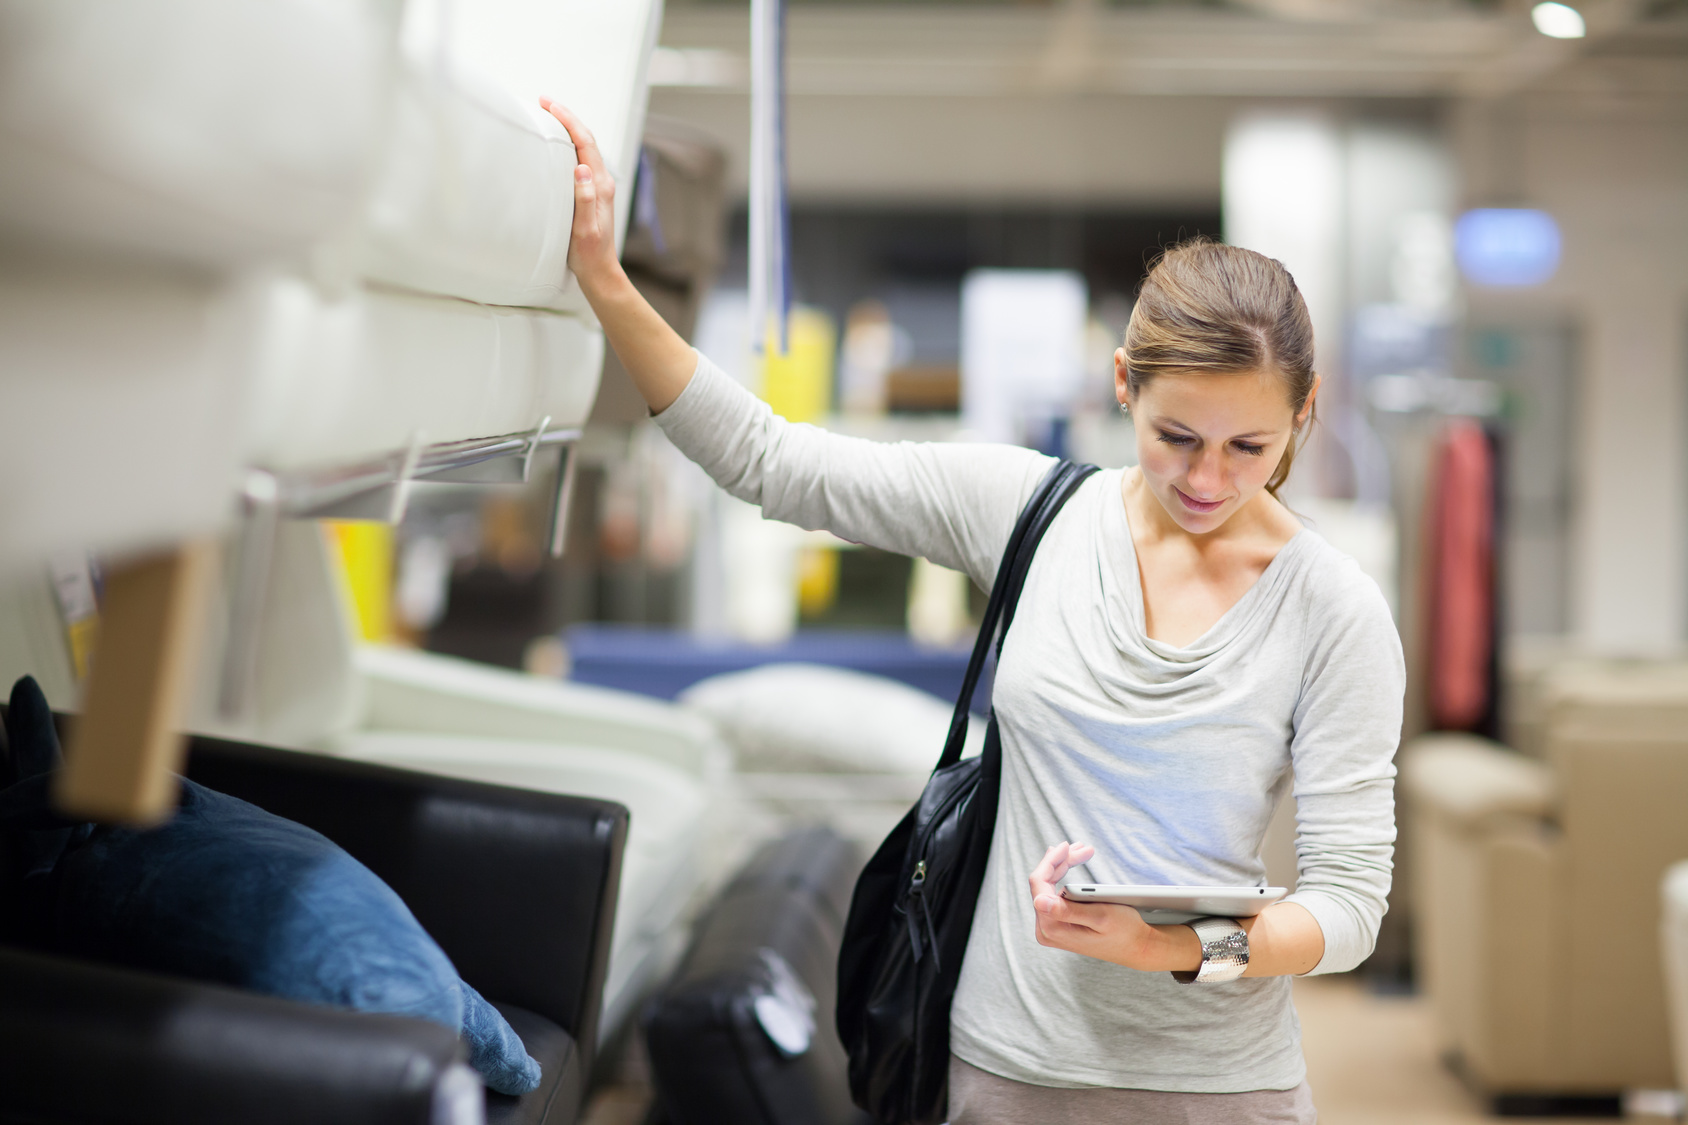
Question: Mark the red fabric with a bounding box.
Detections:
[1426,419,1494,730]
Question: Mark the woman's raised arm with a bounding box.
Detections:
[538,102,1055,588]
[540,99,696,413]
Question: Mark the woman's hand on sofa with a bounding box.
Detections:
[540,99,623,296]
[539,99,696,413]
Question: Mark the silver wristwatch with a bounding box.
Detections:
[1172,916,1249,983]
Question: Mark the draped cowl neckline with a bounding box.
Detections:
[1098,469,1314,668]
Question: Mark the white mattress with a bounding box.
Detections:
[336,647,740,1040]
[351,646,731,784]
[332,731,712,1044]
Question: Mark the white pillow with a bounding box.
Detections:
[679,663,985,775]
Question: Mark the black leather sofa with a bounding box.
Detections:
[0,729,628,1125]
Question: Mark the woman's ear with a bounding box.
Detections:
[1114,348,1130,407]
[1296,374,1323,430]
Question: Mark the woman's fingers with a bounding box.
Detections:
[1028,840,1099,900]
[1034,898,1109,951]
[1028,842,1069,898]
[572,164,596,215]
[1047,840,1091,882]
[1029,841,1110,950]
[1035,893,1105,931]
[540,98,615,218]
[567,164,603,252]
[541,99,612,180]
[543,99,620,284]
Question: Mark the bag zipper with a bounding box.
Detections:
[904,764,975,966]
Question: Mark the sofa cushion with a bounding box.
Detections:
[0,676,539,1095]
[678,663,983,775]
[487,1003,582,1125]
[1400,733,1555,825]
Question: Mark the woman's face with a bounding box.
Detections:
[1115,351,1316,535]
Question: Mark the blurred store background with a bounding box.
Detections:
[5,0,1683,1120]
[367,0,1688,698]
[332,1,1688,1118]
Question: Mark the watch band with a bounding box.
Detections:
[1172,916,1249,984]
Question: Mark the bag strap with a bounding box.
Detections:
[936,459,1099,771]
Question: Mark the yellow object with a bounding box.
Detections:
[48,554,102,682]
[65,617,99,682]
[761,306,837,424]
[797,546,840,619]
[324,520,395,642]
[907,557,972,647]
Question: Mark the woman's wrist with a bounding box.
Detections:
[577,264,696,413]
[573,255,632,307]
[1145,922,1204,973]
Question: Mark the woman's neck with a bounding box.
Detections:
[1118,467,1304,646]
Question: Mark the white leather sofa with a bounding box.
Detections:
[1,0,712,1047]
[0,0,387,575]
[1,0,660,576]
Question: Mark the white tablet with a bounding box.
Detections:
[1059,883,1288,925]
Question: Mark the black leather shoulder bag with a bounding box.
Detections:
[835,458,1099,1125]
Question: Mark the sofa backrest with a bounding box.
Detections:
[181,734,628,1066]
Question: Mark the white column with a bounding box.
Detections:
[1574,267,1687,653]
[1222,110,1346,390]
[1222,110,1347,499]
[1517,109,1688,653]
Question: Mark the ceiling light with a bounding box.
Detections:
[1531,1,1586,38]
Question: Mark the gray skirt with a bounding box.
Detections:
[948,1056,1317,1125]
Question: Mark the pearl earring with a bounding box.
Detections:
[1118,402,1130,417]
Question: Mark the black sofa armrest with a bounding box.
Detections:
[180,734,628,1069]
[0,946,467,1125]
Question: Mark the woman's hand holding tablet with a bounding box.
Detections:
[1028,841,1314,976]
[1028,842,1206,973]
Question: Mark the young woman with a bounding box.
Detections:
[543,100,1402,1124]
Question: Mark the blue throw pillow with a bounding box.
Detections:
[0,676,540,1096]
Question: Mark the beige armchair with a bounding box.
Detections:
[1663,862,1688,1103]
[1402,661,1688,1100]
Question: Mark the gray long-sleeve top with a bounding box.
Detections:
[656,354,1404,1093]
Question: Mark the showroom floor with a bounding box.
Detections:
[580,975,1641,1124]
[1294,975,1618,1125]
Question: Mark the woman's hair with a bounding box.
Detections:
[1124,239,1317,499]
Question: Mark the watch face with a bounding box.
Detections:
[1191,919,1249,983]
